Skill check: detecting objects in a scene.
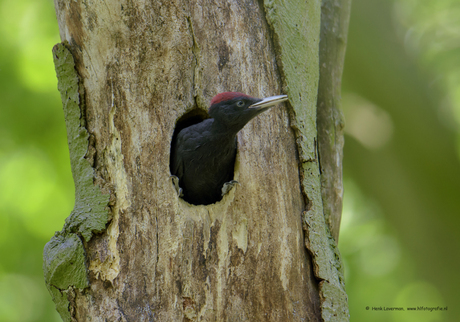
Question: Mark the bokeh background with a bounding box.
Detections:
[0,0,459,321]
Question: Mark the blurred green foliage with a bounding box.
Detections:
[0,0,459,321]
[0,0,71,321]
[341,0,460,321]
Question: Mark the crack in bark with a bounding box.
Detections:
[155,210,159,283]
[186,15,203,109]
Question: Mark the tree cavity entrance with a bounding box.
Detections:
[170,108,238,206]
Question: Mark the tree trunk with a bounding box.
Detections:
[317,0,351,242]
[44,0,349,321]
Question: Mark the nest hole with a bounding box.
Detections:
[169,108,237,206]
[170,108,209,170]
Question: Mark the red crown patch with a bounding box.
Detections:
[210,92,253,106]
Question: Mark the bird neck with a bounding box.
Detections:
[210,118,239,141]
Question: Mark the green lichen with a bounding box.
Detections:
[43,234,88,322]
[43,42,110,322]
[53,43,110,242]
[320,280,350,321]
[44,233,89,290]
[263,1,349,320]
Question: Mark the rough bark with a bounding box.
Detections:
[44,0,349,321]
[317,0,351,242]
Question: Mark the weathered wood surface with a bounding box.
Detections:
[317,0,351,243]
[48,0,328,320]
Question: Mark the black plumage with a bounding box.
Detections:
[170,92,287,205]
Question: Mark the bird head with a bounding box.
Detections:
[208,92,288,133]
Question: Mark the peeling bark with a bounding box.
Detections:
[45,0,350,321]
[317,0,351,243]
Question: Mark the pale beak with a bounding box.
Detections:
[249,95,289,109]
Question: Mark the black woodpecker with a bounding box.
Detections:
[170,92,288,205]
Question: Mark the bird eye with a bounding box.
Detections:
[236,101,244,107]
